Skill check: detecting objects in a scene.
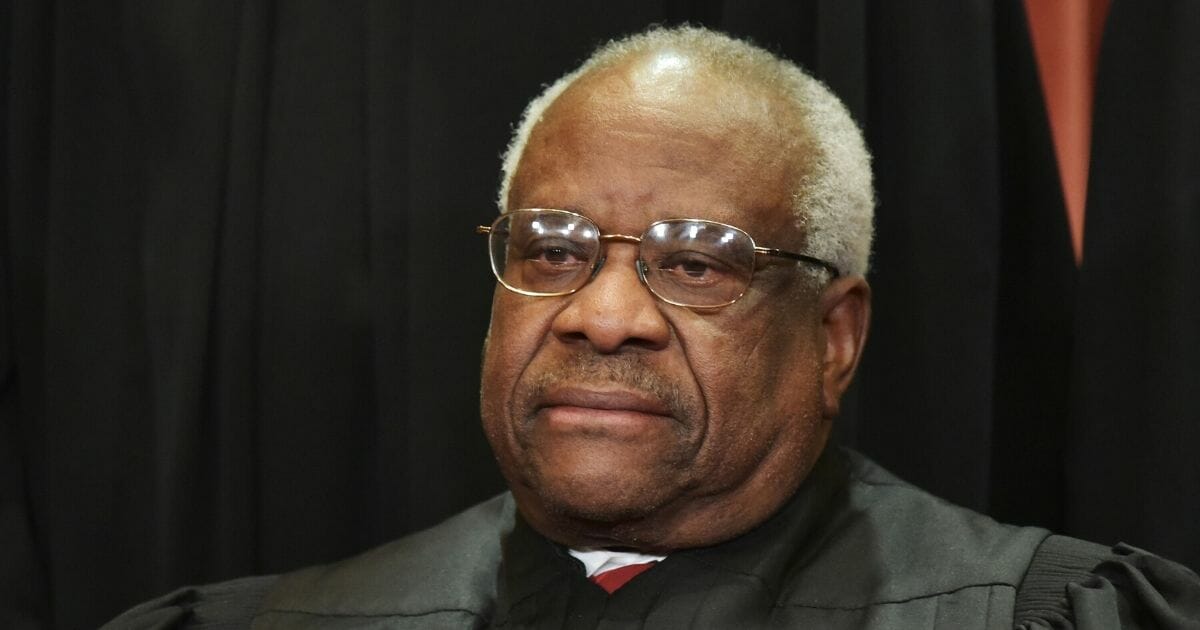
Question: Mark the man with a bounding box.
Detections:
[108,26,1199,629]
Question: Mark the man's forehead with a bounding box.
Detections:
[557,51,789,133]
[508,55,809,240]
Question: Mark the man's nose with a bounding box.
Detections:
[550,245,671,353]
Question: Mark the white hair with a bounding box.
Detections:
[498,26,875,277]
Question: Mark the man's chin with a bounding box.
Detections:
[513,469,679,534]
[545,492,660,525]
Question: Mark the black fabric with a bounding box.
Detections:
[5,1,1200,628]
[1015,536,1200,629]
[104,449,1200,628]
[1063,0,1200,566]
[1016,535,1114,628]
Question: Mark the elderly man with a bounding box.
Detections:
[108,26,1198,629]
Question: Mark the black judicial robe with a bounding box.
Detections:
[104,449,1200,629]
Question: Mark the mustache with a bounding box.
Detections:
[525,352,694,422]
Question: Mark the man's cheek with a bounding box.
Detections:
[484,307,533,371]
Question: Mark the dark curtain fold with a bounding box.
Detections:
[852,0,1009,508]
[1065,0,1200,566]
[3,1,1197,627]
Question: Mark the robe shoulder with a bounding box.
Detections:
[100,494,513,629]
[99,575,277,630]
[253,492,512,628]
[1015,534,1200,629]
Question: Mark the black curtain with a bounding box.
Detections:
[3,1,1197,627]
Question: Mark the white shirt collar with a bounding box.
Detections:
[567,548,667,577]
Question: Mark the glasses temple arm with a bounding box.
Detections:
[755,247,841,278]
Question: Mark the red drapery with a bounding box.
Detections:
[1023,0,1112,263]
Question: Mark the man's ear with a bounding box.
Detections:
[819,276,871,418]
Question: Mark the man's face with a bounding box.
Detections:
[481,56,834,551]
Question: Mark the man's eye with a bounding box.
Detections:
[521,239,589,267]
[671,259,711,278]
[538,246,575,264]
[658,252,727,282]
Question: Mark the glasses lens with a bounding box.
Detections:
[489,210,600,295]
[640,220,756,307]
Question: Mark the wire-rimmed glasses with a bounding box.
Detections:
[477,208,839,309]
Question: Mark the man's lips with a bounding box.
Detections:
[536,386,672,416]
[534,386,674,434]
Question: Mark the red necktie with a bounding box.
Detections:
[590,562,657,594]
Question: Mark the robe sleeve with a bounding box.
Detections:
[99,575,276,630]
[1014,535,1200,629]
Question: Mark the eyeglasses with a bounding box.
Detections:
[476,209,839,309]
